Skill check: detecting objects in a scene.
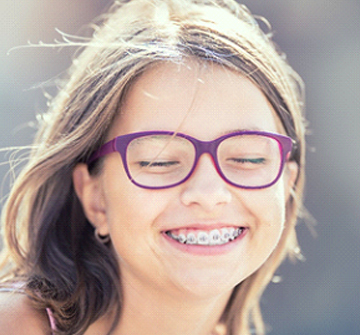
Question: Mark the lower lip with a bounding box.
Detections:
[161,229,248,256]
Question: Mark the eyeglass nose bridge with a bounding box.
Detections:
[186,137,225,182]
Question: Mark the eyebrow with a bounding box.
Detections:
[219,127,263,136]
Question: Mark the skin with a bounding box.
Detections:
[0,292,51,335]
[73,60,298,335]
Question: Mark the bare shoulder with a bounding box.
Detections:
[0,291,50,335]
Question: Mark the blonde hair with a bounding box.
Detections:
[0,1,306,334]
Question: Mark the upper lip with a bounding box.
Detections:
[161,223,247,232]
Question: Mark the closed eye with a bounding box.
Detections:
[139,160,180,167]
[228,158,266,164]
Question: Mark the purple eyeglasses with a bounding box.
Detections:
[88,130,294,189]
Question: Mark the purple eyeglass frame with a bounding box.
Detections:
[88,130,294,190]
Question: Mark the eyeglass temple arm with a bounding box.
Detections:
[287,138,298,160]
[88,139,117,164]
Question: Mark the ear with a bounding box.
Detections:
[72,163,109,236]
[284,161,299,202]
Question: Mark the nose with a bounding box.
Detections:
[180,154,232,212]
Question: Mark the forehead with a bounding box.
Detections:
[109,60,281,140]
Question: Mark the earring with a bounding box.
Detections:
[94,229,111,244]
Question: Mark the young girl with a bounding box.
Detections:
[0,1,306,334]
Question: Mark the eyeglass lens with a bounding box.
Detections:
[126,134,282,188]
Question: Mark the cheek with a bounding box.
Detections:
[104,186,165,234]
[240,179,286,223]
[241,181,287,258]
[101,176,180,288]
[102,159,168,224]
[264,185,286,225]
[101,165,174,252]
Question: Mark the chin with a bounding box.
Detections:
[169,269,245,300]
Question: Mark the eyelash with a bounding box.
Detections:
[229,158,266,164]
[139,160,180,167]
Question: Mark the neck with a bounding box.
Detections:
[113,276,231,335]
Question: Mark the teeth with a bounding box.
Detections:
[220,228,231,243]
[228,228,235,240]
[197,232,209,245]
[168,227,243,246]
[209,229,221,245]
[178,233,186,244]
[186,233,197,244]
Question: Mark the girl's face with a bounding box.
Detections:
[74,60,298,301]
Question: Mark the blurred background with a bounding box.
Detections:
[0,0,359,334]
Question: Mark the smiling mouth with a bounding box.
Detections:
[165,227,245,246]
